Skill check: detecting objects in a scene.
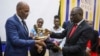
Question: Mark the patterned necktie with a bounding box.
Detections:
[22,20,28,33]
[69,24,77,38]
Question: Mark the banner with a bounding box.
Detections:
[60,0,100,35]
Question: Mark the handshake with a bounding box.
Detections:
[34,39,46,53]
[34,39,46,47]
[51,41,62,52]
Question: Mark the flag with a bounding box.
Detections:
[99,18,100,36]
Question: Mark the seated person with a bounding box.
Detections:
[30,18,46,56]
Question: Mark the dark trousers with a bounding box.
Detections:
[30,45,46,56]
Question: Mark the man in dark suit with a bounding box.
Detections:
[50,7,94,56]
[4,1,45,56]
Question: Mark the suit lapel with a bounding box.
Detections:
[66,24,73,39]
[14,15,28,36]
[71,25,82,38]
[69,21,85,39]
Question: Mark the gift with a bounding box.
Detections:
[34,27,50,40]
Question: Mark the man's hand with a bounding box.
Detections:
[51,45,59,53]
[35,44,43,53]
[86,47,91,56]
[45,29,52,34]
[35,40,46,47]
[37,45,43,53]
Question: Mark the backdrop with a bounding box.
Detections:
[60,0,100,36]
[0,0,60,41]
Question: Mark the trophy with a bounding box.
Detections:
[34,25,50,40]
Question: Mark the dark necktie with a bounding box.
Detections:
[22,20,28,33]
[69,24,77,38]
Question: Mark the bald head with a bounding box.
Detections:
[16,1,29,10]
[70,7,83,23]
[16,1,30,20]
[72,7,83,16]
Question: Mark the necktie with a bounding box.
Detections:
[22,20,28,33]
[69,24,77,38]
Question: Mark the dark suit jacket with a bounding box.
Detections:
[91,30,99,52]
[4,14,35,56]
[97,38,100,53]
[50,20,94,56]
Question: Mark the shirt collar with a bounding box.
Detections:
[16,14,25,25]
[77,19,84,26]
[16,13,22,22]
[53,26,61,30]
